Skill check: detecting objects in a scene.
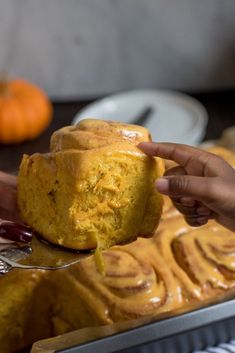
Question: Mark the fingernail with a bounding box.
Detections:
[197,216,209,225]
[197,207,211,216]
[180,197,196,207]
[155,178,170,194]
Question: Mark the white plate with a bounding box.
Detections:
[72,90,208,145]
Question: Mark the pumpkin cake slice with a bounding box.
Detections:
[17,119,164,250]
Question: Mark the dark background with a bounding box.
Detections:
[0,90,234,174]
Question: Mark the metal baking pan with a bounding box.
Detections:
[31,295,235,353]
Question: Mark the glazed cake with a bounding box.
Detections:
[0,143,234,352]
[18,119,164,250]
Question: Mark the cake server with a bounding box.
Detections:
[0,221,91,274]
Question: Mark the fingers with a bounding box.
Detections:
[0,172,17,188]
[196,205,212,216]
[184,215,210,227]
[164,165,186,177]
[0,171,18,213]
[0,172,19,222]
[139,142,231,177]
[0,183,17,213]
[156,175,207,198]
[155,175,222,206]
[179,196,196,207]
[139,142,211,165]
[173,198,213,226]
[163,165,213,223]
[0,207,21,223]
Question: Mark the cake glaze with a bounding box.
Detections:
[18,119,164,250]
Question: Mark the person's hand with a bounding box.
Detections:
[139,142,235,231]
[0,172,20,223]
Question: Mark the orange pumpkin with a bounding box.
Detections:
[0,79,53,144]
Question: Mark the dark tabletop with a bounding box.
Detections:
[0,90,234,173]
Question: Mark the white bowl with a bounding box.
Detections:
[72,90,208,146]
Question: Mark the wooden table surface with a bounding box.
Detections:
[0,90,234,173]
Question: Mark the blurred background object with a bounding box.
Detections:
[0,78,52,144]
[73,90,208,145]
[0,0,234,170]
[0,0,235,98]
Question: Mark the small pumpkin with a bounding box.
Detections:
[0,78,53,144]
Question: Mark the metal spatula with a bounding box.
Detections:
[0,221,91,274]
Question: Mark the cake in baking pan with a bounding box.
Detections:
[1,130,233,353]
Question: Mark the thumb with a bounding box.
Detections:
[0,183,17,213]
[156,175,218,204]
